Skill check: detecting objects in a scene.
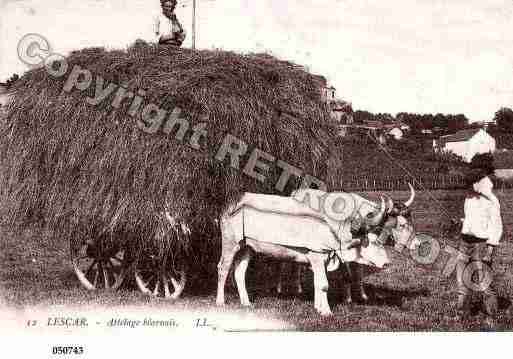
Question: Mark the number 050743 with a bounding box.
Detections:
[51,346,84,355]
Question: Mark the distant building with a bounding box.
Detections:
[338,118,407,143]
[389,127,403,140]
[400,124,410,132]
[319,85,354,124]
[434,128,496,162]
[322,86,336,103]
[329,100,353,124]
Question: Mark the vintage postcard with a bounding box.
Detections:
[1,0,512,355]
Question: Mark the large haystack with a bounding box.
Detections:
[0,41,337,253]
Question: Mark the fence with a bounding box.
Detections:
[335,175,513,192]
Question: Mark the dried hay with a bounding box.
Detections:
[0,41,337,257]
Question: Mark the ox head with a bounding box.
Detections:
[352,196,387,232]
[338,232,391,269]
[350,183,416,248]
[360,232,391,268]
[374,183,416,247]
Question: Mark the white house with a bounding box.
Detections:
[389,127,403,140]
[434,128,496,162]
[322,86,336,102]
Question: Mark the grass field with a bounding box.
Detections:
[1,189,512,331]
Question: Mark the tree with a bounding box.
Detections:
[448,114,468,132]
[397,112,424,134]
[494,107,513,133]
[2,73,19,89]
[353,110,373,124]
[433,113,448,129]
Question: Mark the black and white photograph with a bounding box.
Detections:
[1,0,513,354]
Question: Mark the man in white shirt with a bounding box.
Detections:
[154,0,186,47]
[456,154,503,324]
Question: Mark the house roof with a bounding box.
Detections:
[313,75,328,86]
[329,100,352,112]
[362,120,384,129]
[439,128,481,143]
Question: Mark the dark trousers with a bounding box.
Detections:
[456,235,498,317]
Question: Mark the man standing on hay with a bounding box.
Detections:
[154,0,186,47]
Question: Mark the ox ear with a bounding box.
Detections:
[384,195,394,214]
[366,196,386,227]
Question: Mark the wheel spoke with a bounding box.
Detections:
[153,276,161,296]
[72,258,96,291]
[93,269,99,288]
[163,275,171,298]
[106,259,117,272]
[141,274,156,291]
[169,270,186,299]
[97,262,105,288]
[73,245,128,291]
[85,260,97,277]
[147,274,156,285]
[111,256,123,264]
[102,263,110,289]
[134,271,152,295]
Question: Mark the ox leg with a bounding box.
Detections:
[276,262,285,295]
[308,253,332,316]
[277,264,303,296]
[342,262,353,304]
[234,248,252,306]
[216,243,240,306]
[352,263,368,302]
[296,265,304,295]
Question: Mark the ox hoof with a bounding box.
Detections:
[216,299,226,306]
[345,297,353,305]
[361,293,369,302]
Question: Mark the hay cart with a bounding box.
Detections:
[70,219,187,299]
[1,43,333,303]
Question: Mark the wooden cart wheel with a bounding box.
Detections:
[71,242,130,291]
[134,256,186,299]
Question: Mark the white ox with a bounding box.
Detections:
[216,186,416,316]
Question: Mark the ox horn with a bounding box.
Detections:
[404,183,416,208]
[367,196,386,227]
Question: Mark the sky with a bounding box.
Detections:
[1,0,512,122]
